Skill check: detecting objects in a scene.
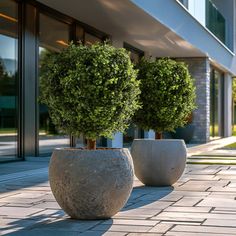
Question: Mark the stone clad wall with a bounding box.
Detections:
[176,57,211,143]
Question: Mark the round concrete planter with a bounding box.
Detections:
[49,148,134,219]
[131,139,186,186]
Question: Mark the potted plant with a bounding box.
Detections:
[39,43,140,219]
[131,58,196,186]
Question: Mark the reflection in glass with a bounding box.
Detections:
[206,0,225,44]
[76,25,84,44]
[84,32,101,46]
[210,69,223,138]
[123,124,144,148]
[39,14,70,155]
[0,0,18,159]
[123,44,144,146]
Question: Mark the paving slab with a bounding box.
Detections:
[91,224,152,233]
[102,219,159,226]
[203,219,236,227]
[166,232,230,236]
[172,197,202,207]
[148,222,173,233]
[171,225,236,234]
[0,206,43,217]
[164,206,211,213]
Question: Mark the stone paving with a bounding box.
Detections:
[1,160,236,235]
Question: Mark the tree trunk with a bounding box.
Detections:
[155,132,163,139]
[87,139,96,150]
[70,135,76,148]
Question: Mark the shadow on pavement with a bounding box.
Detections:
[1,211,113,236]
[121,185,174,211]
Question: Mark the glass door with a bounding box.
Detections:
[0,0,18,160]
[38,13,70,155]
[123,43,144,147]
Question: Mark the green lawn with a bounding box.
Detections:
[233,125,236,136]
[222,142,236,149]
[0,128,17,134]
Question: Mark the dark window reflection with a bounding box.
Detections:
[0,0,18,159]
[84,32,102,46]
[210,69,224,138]
[123,44,144,147]
[39,14,70,155]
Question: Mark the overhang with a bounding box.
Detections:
[37,0,236,75]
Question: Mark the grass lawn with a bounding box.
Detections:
[222,142,236,149]
[233,125,236,136]
[0,128,17,135]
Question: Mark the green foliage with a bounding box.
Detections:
[39,43,140,140]
[232,79,236,103]
[134,58,196,133]
[0,59,15,96]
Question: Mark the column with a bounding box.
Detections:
[224,74,232,136]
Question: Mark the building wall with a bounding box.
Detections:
[176,58,211,143]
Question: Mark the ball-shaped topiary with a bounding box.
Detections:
[39,43,140,149]
[133,57,196,138]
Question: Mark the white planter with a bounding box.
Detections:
[131,139,186,186]
[49,148,134,219]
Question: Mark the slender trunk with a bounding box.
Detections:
[70,135,76,148]
[155,132,163,139]
[87,139,96,150]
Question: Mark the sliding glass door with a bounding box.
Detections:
[0,0,18,160]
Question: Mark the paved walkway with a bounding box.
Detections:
[187,136,236,165]
[1,162,236,235]
[1,138,236,235]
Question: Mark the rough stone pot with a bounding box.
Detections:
[131,139,186,186]
[49,148,134,219]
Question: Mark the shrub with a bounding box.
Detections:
[39,43,140,149]
[133,57,196,138]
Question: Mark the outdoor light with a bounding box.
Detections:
[56,40,69,47]
[0,13,17,22]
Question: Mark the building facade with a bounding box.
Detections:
[0,0,235,160]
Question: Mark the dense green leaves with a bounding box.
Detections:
[134,58,196,133]
[39,43,140,140]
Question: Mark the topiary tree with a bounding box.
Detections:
[39,43,140,149]
[133,57,196,139]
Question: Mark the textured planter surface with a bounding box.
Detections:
[131,139,186,186]
[49,148,134,219]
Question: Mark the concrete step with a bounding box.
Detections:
[187,156,236,165]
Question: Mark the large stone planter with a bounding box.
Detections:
[49,148,134,219]
[131,139,186,186]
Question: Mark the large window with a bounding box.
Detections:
[0,1,108,158]
[0,0,18,160]
[38,13,70,155]
[206,0,225,44]
[123,43,144,147]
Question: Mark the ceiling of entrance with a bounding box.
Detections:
[37,0,205,58]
